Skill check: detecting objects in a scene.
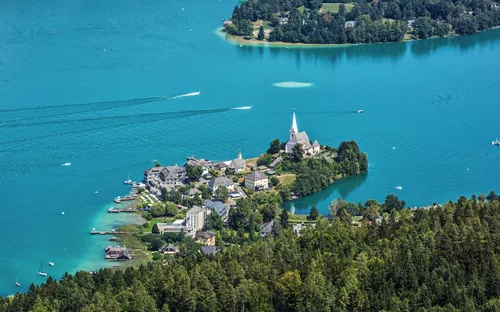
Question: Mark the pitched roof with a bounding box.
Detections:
[205,200,228,216]
[312,140,320,147]
[200,246,220,256]
[246,171,268,181]
[161,166,186,179]
[209,176,234,189]
[289,131,312,148]
[230,158,246,169]
[196,231,215,239]
[269,156,283,168]
[260,220,274,235]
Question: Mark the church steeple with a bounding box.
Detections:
[290,110,299,136]
[237,148,242,159]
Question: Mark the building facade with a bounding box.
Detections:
[186,206,207,236]
[285,111,321,156]
[245,171,269,190]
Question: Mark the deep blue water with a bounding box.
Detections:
[1,0,500,296]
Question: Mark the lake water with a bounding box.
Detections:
[1,0,500,296]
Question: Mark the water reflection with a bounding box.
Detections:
[283,172,368,215]
[239,28,500,66]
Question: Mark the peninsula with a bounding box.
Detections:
[223,0,500,45]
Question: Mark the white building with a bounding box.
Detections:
[185,206,207,237]
[229,149,246,173]
[245,171,269,190]
[285,111,320,156]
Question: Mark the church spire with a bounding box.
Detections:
[290,110,298,135]
[237,148,242,159]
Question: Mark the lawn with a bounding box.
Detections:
[289,214,319,223]
[298,3,354,14]
[278,174,296,186]
[321,3,354,13]
[142,217,175,233]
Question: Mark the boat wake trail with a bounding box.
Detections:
[231,106,252,110]
[0,97,167,113]
[0,107,233,150]
[171,91,201,99]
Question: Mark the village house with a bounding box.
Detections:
[185,206,207,236]
[156,220,187,234]
[200,246,220,256]
[161,243,178,255]
[260,220,274,237]
[229,149,246,173]
[209,176,235,194]
[407,19,415,28]
[105,246,131,260]
[344,21,356,28]
[285,111,321,156]
[205,199,229,221]
[269,156,282,169]
[245,171,269,191]
[160,166,187,186]
[196,231,216,246]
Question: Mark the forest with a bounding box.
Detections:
[226,0,500,44]
[4,194,500,311]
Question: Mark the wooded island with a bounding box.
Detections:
[224,0,500,44]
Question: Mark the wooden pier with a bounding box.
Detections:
[90,229,127,235]
[108,208,138,213]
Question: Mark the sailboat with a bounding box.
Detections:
[37,263,47,276]
[15,277,20,287]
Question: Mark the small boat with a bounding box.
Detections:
[15,277,20,287]
[49,261,54,266]
[114,196,121,204]
[492,138,500,145]
[395,186,403,190]
[61,162,71,167]
[61,212,65,215]
[37,263,47,276]
[124,176,133,185]
[357,110,364,113]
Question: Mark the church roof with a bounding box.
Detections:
[230,158,246,169]
[289,131,312,148]
[312,140,320,147]
[291,111,298,134]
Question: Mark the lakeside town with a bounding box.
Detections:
[99,111,368,261]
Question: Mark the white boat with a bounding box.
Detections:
[357,109,364,113]
[49,261,54,266]
[37,263,47,276]
[396,186,403,190]
[61,162,71,167]
[124,179,133,185]
[492,138,500,145]
[15,277,20,287]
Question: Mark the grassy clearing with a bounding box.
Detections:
[289,214,319,223]
[246,157,258,165]
[321,3,354,13]
[278,174,296,186]
[142,217,175,233]
[299,3,354,14]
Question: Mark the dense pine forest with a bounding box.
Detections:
[4,194,500,311]
[226,0,500,44]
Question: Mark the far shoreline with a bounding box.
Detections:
[217,26,500,49]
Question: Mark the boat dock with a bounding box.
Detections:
[90,228,128,235]
[108,207,138,213]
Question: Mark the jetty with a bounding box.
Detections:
[108,207,138,213]
[90,228,128,235]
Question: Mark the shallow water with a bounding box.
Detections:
[0,0,500,296]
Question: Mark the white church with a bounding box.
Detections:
[285,111,321,156]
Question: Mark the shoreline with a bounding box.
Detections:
[218,26,500,49]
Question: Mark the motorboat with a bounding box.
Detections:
[15,277,20,287]
[357,110,364,113]
[492,138,500,145]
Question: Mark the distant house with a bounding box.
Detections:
[160,166,187,186]
[200,246,220,256]
[186,206,207,236]
[183,188,200,199]
[196,231,216,246]
[269,156,283,169]
[209,176,234,194]
[105,246,132,260]
[245,171,269,191]
[214,162,230,171]
[260,220,274,237]
[407,19,415,28]
[162,243,178,255]
[229,149,246,173]
[205,199,229,221]
[344,21,356,28]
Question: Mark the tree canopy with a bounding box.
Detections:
[5,195,500,311]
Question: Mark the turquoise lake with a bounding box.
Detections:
[1,0,500,296]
